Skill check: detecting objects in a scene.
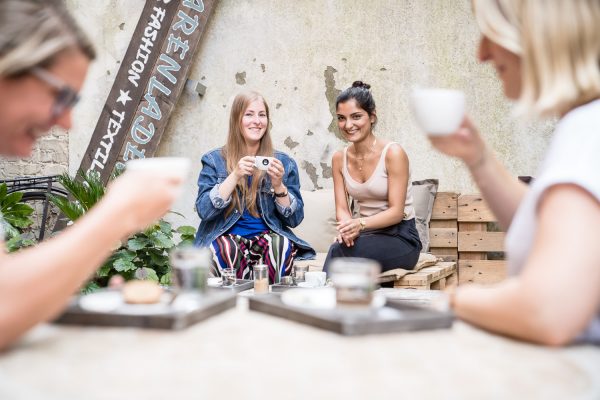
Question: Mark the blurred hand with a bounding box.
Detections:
[102,170,181,236]
[234,156,256,180]
[428,116,487,168]
[267,158,285,190]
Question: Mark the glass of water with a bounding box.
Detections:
[170,246,211,293]
[221,267,236,286]
[329,258,380,307]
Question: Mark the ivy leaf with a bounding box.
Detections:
[177,225,196,236]
[113,258,136,272]
[148,251,169,266]
[97,263,113,277]
[113,249,136,262]
[158,220,172,235]
[150,231,174,249]
[127,237,149,251]
[159,273,172,285]
[134,267,159,282]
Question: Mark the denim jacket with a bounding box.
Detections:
[194,148,315,260]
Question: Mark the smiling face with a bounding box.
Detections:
[336,99,376,143]
[240,98,268,147]
[478,35,522,100]
[0,49,90,157]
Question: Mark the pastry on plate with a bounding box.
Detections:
[122,280,163,304]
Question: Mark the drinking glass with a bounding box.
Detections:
[170,246,211,293]
[221,267,236,287]
[329,258,380,306]
[292,264,308,282]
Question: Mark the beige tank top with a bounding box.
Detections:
[342,142,415,219]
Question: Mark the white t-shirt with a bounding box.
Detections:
[505,99,600,343]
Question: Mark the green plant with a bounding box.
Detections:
[0,183,37,252]
[50,171,197,292]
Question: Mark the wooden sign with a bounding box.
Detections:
[79,0,217,182]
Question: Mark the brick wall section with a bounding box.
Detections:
[0,130,69,179]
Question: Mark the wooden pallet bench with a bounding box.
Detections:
[391,262,457,290]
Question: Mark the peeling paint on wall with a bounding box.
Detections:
[302,160,322,190]
[320,162,332,179]
[260,64,266,73]
[235,71,246,85]
[306,130,314,136]
[284,136,299,150]
[276,103,282,109]
[324,66,341,138]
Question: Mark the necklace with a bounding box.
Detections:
[355,138,377,171]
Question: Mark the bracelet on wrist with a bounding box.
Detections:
[272,187,288,198]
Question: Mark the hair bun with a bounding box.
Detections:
[352,81,371,90]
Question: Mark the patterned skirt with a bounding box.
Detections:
[210,231,297,284]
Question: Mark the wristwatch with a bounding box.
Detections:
[273,187,288,198]
[359,218,367,231]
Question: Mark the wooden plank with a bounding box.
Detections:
[458,221,487,260]
[115,0,218,170]
[431,277,446,290]
[446,271,458,288]
[79,0,219,182]
[458,260,507,285]
[430,220,457,229]
[432,192,458,220]
[79,1,180,181]
[430,228,457,248]
[429,248,457,262]
[458,194,497,222]
[458,232,505,252]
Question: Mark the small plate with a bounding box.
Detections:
[297,282,327,288]
[207,277,222,287]
[280,288,385,310]
[281,288,336,310]
[79,290,173,315]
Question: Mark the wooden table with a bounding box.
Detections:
[1,296,599,400]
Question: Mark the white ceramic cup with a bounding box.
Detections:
[254,156,273,171]
[126,157,191,181]
[304,271,327,287]
[411,88,465,136]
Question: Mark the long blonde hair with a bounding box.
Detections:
[0,0,95,77]
[223,91,274,218]
[475,0,600,117]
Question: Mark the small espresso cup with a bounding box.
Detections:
[254,156,274,171]
[304,271,326,287]
[411,88,465,136]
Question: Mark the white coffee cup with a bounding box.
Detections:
[254,156,274,171]
[411,88,465,136]
[126,157,191,180]
[304,271,327,287]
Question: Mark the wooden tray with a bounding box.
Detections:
[210,279,254,293]
[54,289,236,330]
[248,294,453,336]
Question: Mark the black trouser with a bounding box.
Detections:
[323,218,422,273]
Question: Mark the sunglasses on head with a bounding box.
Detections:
[30,67,80,119]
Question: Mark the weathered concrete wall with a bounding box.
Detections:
[63,1,552,228]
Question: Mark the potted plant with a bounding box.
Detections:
[50,171,196,293]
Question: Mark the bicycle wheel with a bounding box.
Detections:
[19,190,67,242]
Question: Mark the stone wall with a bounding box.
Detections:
[0,129,68,180]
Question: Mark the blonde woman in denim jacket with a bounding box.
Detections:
[194,91,314,283]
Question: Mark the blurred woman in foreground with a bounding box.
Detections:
[0,0,180,350]
[430,0,600,345]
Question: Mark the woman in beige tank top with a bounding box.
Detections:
[323,81,422,273]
